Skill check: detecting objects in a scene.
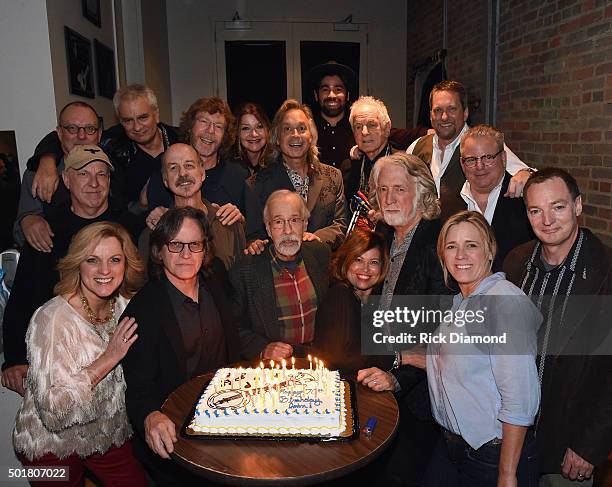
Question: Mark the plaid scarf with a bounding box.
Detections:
[270,248,317,344]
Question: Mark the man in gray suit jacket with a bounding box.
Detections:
[230,190,330,360]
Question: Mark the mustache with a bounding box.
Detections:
[175,176,195,185]
[278,235,301,246]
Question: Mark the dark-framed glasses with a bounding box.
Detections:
[166,241,205,253]
[460,149,504,168]
[61,124,99,135]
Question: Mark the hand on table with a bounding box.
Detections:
[261,342,293,361]
[145,411,177,459]
[357,367,396,392]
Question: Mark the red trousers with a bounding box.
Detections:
[18,440,148,487]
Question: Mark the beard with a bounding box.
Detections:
[274,235,302,258]
[382,205,417,228]
[320,99,345,118]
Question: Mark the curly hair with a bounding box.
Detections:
[55,222,145,298]
[369,152,441,221]
[180,97,236,158]
[269,99,320,169]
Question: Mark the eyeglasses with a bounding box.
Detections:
[196,117,225,132]
[61,124,99,135]
[269,217,304,229]
[460,149,504,168]
[165,241,205,253]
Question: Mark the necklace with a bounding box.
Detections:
[79,294,117,337]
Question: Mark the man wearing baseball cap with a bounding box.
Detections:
[2,144,144,396]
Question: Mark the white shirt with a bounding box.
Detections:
[460,174,505,224]
[406,124,528,196]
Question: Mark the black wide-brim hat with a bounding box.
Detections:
[308,61,357,94]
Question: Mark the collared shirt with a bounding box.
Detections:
[165,275,227,376]
[314,111,355,168]
[283,162,310,201]
[269,247,317,345]
[406,125,528,196]
[426,272,541,449]
[379,222,420,311]
[459,174,505,224]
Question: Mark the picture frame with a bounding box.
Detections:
[82,0,101,28]
[64,27,95,99]
[94,40,116,99]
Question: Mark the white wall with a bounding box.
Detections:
[46,0,118,128]
[166,0,408,126]
[0,0,57,174]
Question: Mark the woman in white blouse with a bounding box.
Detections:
[13,222,148,486]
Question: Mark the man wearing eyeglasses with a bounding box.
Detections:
[230,190,330,361]
[122,206,240,485]
[15,101,102,251]
[3,145,144,396]
[18,87,180,251]
[459,125,533,268]
[407,80,534,221]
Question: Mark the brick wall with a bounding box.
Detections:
[497,0,612,239]
[405,0,612,241]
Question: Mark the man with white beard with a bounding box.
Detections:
[229,190,331,360]
[357,152,449,486]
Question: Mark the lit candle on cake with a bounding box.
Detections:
[270,359,275,369]
[281,359,286,380]
[308,354,312,370]
[291,356,295,370]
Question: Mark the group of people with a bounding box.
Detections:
[1,62,609,487]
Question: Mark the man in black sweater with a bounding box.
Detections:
[1,145,143,395]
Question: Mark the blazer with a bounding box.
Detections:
[503,230,612,472]
[121,261,240,437]
[251,158,347,249]
[229,240,331,359]
[375,218,452,422]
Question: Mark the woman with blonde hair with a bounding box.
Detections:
[13,221,148,487]
[424,210,540,487]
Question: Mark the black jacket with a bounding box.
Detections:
[121,262,240,438]
[503,230,612,473]
[375,218,452,422]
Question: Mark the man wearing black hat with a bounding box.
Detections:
[309,61,357,169]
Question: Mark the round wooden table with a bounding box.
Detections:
[162,366,399,486]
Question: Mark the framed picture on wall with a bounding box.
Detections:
[94,40,116,99]
[82,0,101,28]
[64,27,95,98]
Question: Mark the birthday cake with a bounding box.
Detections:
[188,366,347,437]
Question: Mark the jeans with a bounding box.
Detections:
[423,429,539,487]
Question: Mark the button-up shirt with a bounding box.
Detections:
[459,174,505,224]
[314,111,355,168]
[407,125,528,196]
[426,272,541,449]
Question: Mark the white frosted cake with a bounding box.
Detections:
[188,367,346,437]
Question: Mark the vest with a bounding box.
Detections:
[412,134,466,222]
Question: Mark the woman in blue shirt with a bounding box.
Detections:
[424,210,541,487]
